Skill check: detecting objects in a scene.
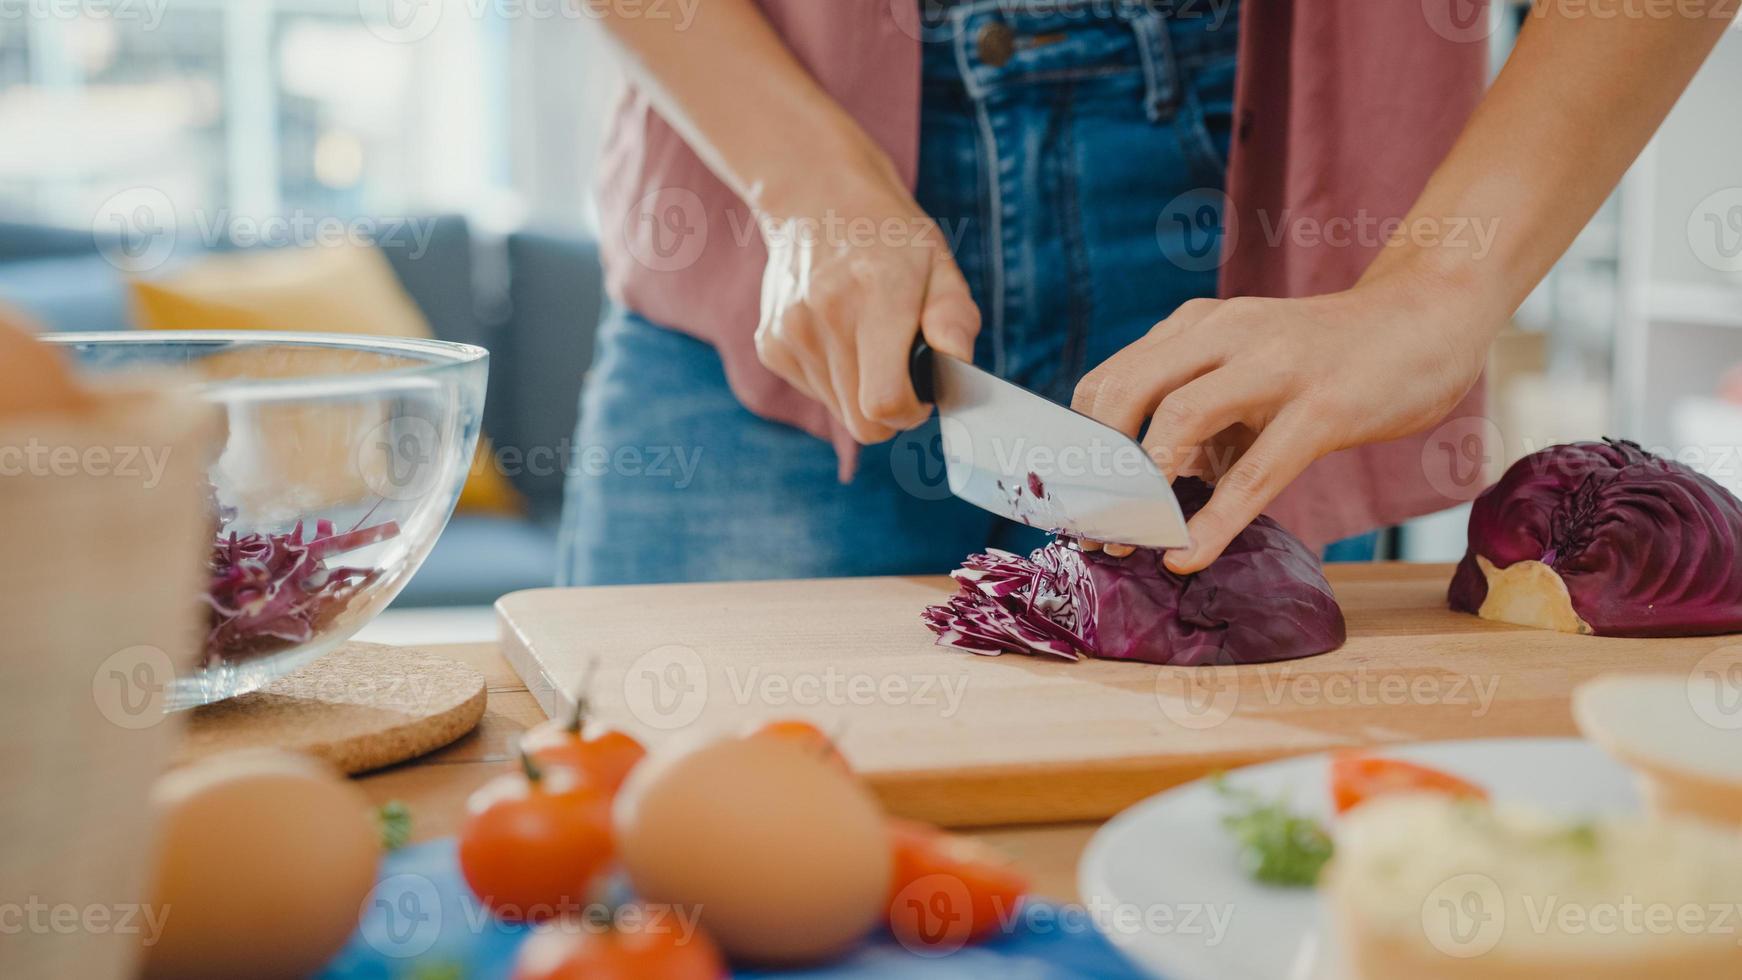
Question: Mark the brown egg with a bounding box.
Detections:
[614,734,891,967]
[141,749,381,980]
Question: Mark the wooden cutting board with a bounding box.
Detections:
[497,563,1739,827]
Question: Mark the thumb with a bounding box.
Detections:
[919,251,980,363]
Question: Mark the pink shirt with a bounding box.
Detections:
[597,0,1491,548]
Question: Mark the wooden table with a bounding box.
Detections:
[352,642,1099,902]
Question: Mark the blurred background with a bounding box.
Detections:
[1,1,1739,626]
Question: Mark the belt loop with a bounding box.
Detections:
[950,4,990,101]
[1128,5,1179,122]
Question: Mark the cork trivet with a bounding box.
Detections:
[177,642,487,774]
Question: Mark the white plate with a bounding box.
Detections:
[1077,738,1641,980]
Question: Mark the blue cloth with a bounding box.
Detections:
[319,839,1147,980]
[1322,530,1382,564]
[561,2,1241,585]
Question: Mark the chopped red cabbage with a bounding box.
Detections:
[202,512,399,666]
[924,478,1347,666]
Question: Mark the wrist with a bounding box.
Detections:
[746,135,907,226]
[1358,237,1514,346]
[1351,251,1510,374]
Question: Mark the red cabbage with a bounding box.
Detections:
[923,478,1347,666]
[202,513,399,666]
[1449,439,1742,637]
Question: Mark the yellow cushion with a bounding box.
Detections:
[130,244,523,517]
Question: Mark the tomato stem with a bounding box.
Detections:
[565,658,601,736]
[520,748,544,784]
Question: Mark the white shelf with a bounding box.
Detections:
[1643,282,1742,330]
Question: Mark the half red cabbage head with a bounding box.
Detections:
[923,478,1347,666]
[1448,439,1742,637]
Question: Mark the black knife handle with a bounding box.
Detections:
[910,336,937,405]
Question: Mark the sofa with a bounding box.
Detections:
[0,217,605,607]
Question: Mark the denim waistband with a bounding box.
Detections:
[919,0,1239,121]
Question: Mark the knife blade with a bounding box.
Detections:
[910,340,1190,549]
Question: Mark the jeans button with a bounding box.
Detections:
[976,21,1015,68]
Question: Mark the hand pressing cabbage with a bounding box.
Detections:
[923,478,1347,666]
[1449,439,1742,637]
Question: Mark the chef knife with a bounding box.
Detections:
[910,339,1190,549]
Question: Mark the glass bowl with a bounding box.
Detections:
[44,331,488,708]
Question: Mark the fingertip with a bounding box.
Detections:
[923,322,975,363]
[1164,548,1204,575]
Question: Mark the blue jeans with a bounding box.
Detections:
[560,2,1241,586]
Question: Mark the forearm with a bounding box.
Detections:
[580,0,898,214]
[1364,1,1736,333]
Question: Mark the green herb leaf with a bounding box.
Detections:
[1213,776,1333,887]
[375,800,413,853]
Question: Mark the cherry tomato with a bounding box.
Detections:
[1330,753,1489,815]
[885,819,1029,952]
[748,719,848,770]
[511,911,727,980]
[522,714,647,794]
[459,756,615,921]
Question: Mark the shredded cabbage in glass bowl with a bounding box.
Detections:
[45,331,487,707]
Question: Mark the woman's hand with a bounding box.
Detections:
[1074,266,1496,574]
[754,175,980,444]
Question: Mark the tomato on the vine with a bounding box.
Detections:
[748,718,848,770]
[1329,753,1488,815]
[458,755,615,921]
[511,911,726,980]
[885,819,1028,951]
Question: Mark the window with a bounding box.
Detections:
[0,0,511,238]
